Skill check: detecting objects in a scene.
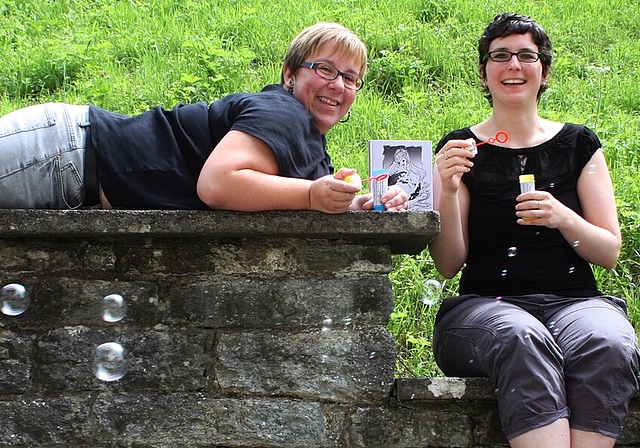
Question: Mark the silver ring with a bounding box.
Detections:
[444,150,450,159]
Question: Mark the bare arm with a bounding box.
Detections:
[196,130,360,213]
[428,139,475,278]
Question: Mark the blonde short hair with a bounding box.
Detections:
[281,22,367,83]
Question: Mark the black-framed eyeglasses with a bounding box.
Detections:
[485,50,543,63]
[300,61,364,91]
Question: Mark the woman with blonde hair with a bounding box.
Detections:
[0,22,407,212]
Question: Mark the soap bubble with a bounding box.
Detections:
[421,279,442,306]
[101,294,126,323]
[507,247,518,257]
[321,318,333,332]
[368,351,378,360]
[501,269,508,277]
[1,283,29,316]
[93,342,127,382]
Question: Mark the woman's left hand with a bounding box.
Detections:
[354,185,409,211]
[515,190,565,227]
[382,185,410,211]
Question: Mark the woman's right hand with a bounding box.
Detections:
[309,174,361,213]
[435,138,476,194]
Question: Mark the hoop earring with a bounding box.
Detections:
[288,79,294,95]
[339,111,351,123]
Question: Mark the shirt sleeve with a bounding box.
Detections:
[221,88,333,180]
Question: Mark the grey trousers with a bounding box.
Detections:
[433,294,640,440]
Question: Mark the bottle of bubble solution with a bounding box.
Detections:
[519,174,535,193]
[372,169,388,212]
[519,174,536,221]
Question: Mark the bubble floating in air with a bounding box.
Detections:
[93,342,127,382]
[421,279,442,306]
[507,247,518,257]
[1,283,29,316]
[101,294,126,323]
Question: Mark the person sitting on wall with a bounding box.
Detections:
[430,12,640,448]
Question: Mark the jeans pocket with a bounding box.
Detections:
[57,158,83,209]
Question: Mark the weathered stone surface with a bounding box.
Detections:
[92,394,329,448]
[0,331,32,394]
[0,396,93,445]
[165,276,394,328]
[35,327,211,393]
[0,277,160,330]
[0,209,440,255]
[394,377,496,401]
[214,327,396,402]
[348,405,476,448]
[3,210,638,447]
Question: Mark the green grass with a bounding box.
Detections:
[2,0,640,377]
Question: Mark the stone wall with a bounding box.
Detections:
[1,209,638,447]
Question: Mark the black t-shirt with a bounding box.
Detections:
[89,84,332,209]
[435,123,602,297]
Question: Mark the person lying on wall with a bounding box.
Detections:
[0,22,408,213]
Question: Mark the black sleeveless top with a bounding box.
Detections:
[435,123,602,297]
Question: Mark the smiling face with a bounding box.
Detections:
[481,33,548,108]
[283,44,361,134]
[477,13,552,105]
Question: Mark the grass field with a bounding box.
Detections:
[2,0,639,377]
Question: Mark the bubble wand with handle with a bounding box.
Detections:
[469,130,509,154]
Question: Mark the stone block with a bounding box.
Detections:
[93,393,328,448]
[0,277,160,330]
[0,331,32,393]
[214,327,395,402]
[348,405,475,448]
[0,396,93,445]
[36,327,211,393]
[164,276,394,328]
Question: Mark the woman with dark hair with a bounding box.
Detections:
[0,22,408,213]
[430,13,639,447]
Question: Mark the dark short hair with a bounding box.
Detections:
[478,13,553,104]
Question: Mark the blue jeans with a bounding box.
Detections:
[0,103,92,209]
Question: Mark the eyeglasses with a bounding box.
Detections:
[485,50,543,63]
[300,61,364,91]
